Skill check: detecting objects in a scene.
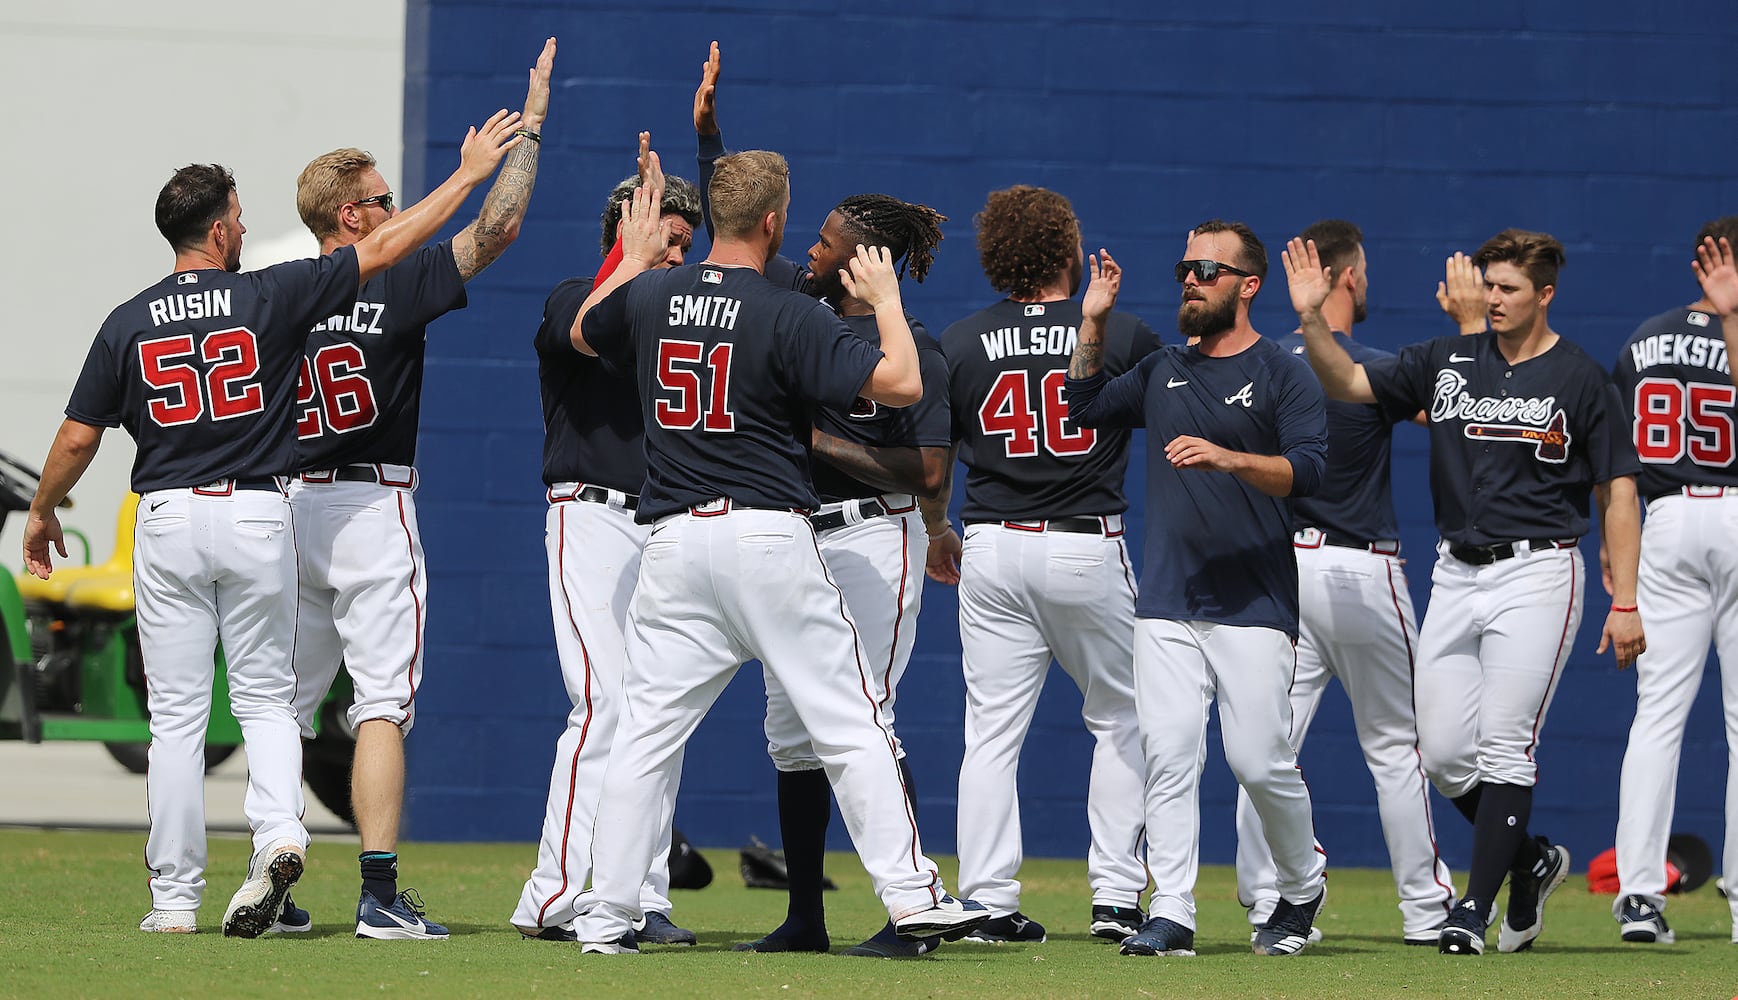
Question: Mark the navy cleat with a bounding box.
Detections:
[267,893,311,934]
[1438,898,1488,955]
[962,911,1046,944]
[1253,889,1326,956]
[1119,916,1196,957]
[633,911,697,946]
[1617,895,1674,944]
[1498,840,1568,953]
[355,888,449,940]
[516,923,577,941]
[1089,904,1144,942]
[894,895,991,941]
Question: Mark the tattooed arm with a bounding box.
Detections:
[809,430,947,498]
[452,37,555,281]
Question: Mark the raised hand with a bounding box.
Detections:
[522,37,556,131]
[457,109,525,184]
[694,40,721,135]
[1436,252,1485,331]
[619,166,668,266]
[1282,237,1333,317]
[1082,249,1122,322]
[637,131,666,191]
[1694,236,1738,317]
[840,244,903,310]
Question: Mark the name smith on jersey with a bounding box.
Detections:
[668,294,741,330]
[1628,331,1730,375]
[979,324,1077,360]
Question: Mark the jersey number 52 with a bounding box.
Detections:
[138,328,265,427]
[978,368,1095,458]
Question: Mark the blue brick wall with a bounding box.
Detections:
[401,0,1738,878]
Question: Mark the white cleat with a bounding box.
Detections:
[139,909,198,933]
[222,838,305,939]
[894,895,992,940]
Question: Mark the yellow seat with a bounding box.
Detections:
[15,493,139,609]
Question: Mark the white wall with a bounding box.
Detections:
[0,2,404,564]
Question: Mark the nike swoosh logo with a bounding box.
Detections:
[1166,378,1188,388]
[372,908,425,931]
[150,500,168,512]
[1449,353,1475,363]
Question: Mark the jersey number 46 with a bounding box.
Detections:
[978,368,1095,458]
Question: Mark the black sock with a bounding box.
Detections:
[1464,783,1532,915]
[360,851,398,903]
[1450,786,1483,825]
[777,768,832,927]
[897,756,918,822]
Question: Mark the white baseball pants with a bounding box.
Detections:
[289,470,425,737]
[764,501,924,769]
[1236,541,1454,937]
[1616,491,1738,926]
[955,521,1147,916]
[1414,544,1584,796]
[512,493,676,930]
[1138,618,1326,930]
[135,485,308,911]
[573,505,945,944]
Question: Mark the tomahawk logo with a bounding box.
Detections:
[1430,369,1571,463]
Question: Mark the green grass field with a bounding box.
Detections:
[3,828,1736,999]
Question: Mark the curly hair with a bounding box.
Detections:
[834,193,947,283]
[974,186,1080,297]
[1473,228,1564,291]
[599,174,704,255]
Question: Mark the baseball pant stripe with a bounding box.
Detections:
[881,517,911,711]
[1525,554,1578,764]
[396,492,422,713]
[1386,561,1454,911]
[535,504,597,927]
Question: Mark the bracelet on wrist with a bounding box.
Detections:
[1611,604,1637,614]
[513,127,542,144]
[926,523,953,539]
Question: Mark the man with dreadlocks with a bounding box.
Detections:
[925,185,1158,946]
[510,160,705,947]
[692,42,957,959]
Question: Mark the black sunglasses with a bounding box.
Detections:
[353,192,395,212]
[1174,259,1252,284]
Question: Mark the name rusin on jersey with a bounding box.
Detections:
[1628,331,1731,375]
[148,289,233,327]
[979,324,1077,360]
[1430,369,1571,463]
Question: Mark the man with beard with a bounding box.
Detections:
[20,110,527,936]
[1064,221,1330,958]
[929,185,1156,946]
[1233,219,1456,947]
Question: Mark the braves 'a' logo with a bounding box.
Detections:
[1431,369,1571,463]
[1224,382,1254,407]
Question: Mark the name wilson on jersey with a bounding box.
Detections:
[979,324,1077,360]
[1628,331,1730,375]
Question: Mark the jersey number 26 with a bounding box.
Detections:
[978,368,1095,458]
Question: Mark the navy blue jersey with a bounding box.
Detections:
[581,263,883,521]
[1612,307,1738,501]
[65,249,360,492]
[1066,337,1327,636]
[811,314,951,503]
[1278,331,1404,542]
[942,299,1160,521]
[293,242,466,470]
[697,131,807,293]
[534,276,647,493]
[1364,331,1639,545]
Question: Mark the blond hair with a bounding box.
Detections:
[296,147,377,242]
[708,150,789,240]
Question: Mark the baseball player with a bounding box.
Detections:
[280,38,555,940]
[565,145,987,954]
[929,185,1155,946]
[1285,229,1645,955]
[510,166,705,947]
[19,114,525,936]
[691,45,957,959]
[1233,219,1456,946]
[1610,220,1738,944]
[1066,223,1331,958]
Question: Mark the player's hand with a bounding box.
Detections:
[1436,252,1486,332]
[521,37,556,132]
[637,131,667,190]
[1693,236,1738,317]
[840,244,903,310]
[1282,237,1333,317]
[22,510,66,580]
[457,109,525,185]
[1165,435,1238,473]
[1082,250,1122,322]
[694,40,721,135]
[925,526,962,585]
[1598,609,1646,670]
[619,168,669,266]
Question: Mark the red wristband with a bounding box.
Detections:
[1611,604,1637,614]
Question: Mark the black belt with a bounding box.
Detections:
[573,485,639,511]
[967,517,1112,536]
[812,498,890,533]
[1447,538,1576,566]
[300,465,417,488]
[191,477,282,496]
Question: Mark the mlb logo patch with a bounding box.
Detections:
[177,273,198,285]
[1688,312,1710,327]
[1024,304,1045,317]
[1293,345,1306,354]
[702,268,723,284]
